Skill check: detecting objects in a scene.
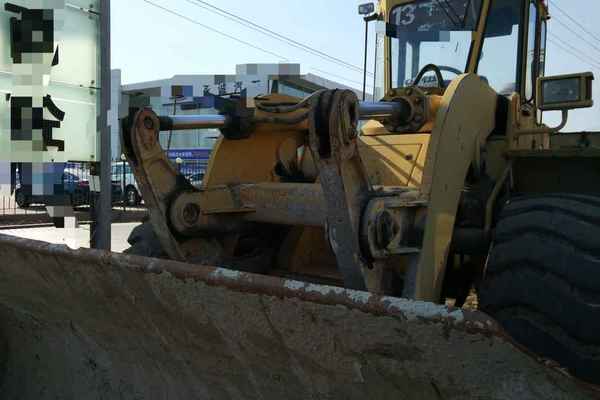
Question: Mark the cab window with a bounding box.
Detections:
[539,18,547,79]
[477,0,523,95]
[389,0,483,88]
[525,1,539,101]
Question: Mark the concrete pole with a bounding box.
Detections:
[91,0,111,250]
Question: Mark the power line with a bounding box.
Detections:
[548,34,600,71]
[141,0,289,61]
[184,0,374,77]
[309,68,364,86]
[546,1,600,70]
[547,33,600,69]
[139,0,364,89]
[548,40,600,71]
[550,1,600,44]
[185,0,372,77]
[551,16,600,56]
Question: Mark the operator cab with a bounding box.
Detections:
[380,0,547,103]
[387,0,483,90]
[358,0,592,186]
[360,0,592,137]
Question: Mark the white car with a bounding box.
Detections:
[187,172,205,189]
[112,161,142,206]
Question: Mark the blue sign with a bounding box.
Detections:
[167,148,212,161]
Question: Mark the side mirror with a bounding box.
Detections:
[358,3,375,16]
[537,72,594,111]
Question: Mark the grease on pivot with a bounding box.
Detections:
[183,203,200,225]
[143,117,154,130]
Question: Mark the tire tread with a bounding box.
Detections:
[480,193,600,385]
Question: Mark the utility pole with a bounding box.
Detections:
[91,0,111,250]
[362,17,369,101]
[373,34,379,100]
[359,3,378,101]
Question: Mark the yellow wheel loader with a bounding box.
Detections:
[1,0,599,398]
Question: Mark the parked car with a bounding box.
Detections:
[112,161,142,206]
[187,171,205,189]
[15,168,122,208]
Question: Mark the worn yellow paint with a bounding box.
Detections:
[199,94,332,274]
[203,94,309,190]
[414,74,498,302]
[203,130,303,188]
[506,93,550,152]
[358,132,430,187]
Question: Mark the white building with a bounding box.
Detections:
[113,63,368,163]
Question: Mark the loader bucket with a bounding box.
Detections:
[0,233,597,400]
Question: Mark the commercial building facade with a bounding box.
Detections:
[113,63,367,170]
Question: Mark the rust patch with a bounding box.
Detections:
[0,234,599,399]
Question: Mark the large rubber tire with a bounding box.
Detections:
[480,194,600,385]
[124,221,166,258]
[123,221,278,274]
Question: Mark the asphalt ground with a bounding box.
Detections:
[0,222,140,252]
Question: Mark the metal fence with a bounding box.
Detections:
[0,159,207,220]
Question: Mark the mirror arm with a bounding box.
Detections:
[514,109,568,137]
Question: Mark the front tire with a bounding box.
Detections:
[480,194,600,384]
[124,221,165,258]
[124,221,278,274]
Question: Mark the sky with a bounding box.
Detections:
[111,0,600,132]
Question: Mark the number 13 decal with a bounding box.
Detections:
[397,4,416,26]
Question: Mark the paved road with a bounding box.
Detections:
[0,222,140,252]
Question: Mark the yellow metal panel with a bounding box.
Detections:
[203,93,309,189]
[358,133,430,187]
[204,133,305,186]
[485,137,510,181]
[467,0,490,73]
[414,74,498,302]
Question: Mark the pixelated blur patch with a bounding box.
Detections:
[0,0,101,164]
[171,85,193,98]
[0,1,100,243]
[5,4,56,63]
[0,162,10,196]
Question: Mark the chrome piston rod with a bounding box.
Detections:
[157,101,410,131]
[158,115,229,131]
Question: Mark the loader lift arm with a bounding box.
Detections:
[123,91,423,292]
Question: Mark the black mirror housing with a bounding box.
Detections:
[358,3,375,15]
[537,72,594,111]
